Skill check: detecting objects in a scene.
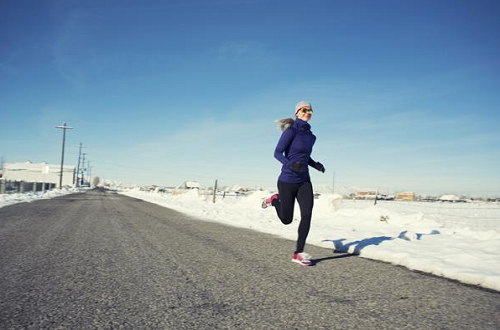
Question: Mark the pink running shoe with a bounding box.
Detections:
[261,193,279,209]
[292,252,312,266]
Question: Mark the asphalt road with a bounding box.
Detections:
[0,189,499,330]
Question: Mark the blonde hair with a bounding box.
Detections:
[275,118,294,132]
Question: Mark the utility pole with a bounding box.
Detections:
[55,122,73,189]
[332,171,336,194]
[75,143,83,187]
[81,153,86,186]
[213,179,218,203]
[87,160,91,185]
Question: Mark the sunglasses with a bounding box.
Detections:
[301,108,313,114]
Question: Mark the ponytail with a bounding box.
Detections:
[275,118,294,132]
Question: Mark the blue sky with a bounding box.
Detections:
[1,0,499,196]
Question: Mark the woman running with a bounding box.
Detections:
[262,101,325,266]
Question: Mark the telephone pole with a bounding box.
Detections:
[332,171,336,194]
[75,143,84,187]
[81,153,87,186]
[87,160,91,186]
[55,122,73,189]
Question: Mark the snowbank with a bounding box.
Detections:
[0,187,84,209]
[121,189,500,292]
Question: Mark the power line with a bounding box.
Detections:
[91,160,273,184]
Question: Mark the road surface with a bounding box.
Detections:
[1,189,499,329]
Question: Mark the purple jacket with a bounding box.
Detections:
[274,118,317,183]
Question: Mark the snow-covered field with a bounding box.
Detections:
[0,187,83,209]
[122,189,500,292]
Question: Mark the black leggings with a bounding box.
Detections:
[272,180,314,253]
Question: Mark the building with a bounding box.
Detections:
[228,185,249,193]
[355,191,377,200]
[2,161,75,186]
[377,194,395,201]
[439,194,466,203]
[176,181,200,190]
[396,192,415,201]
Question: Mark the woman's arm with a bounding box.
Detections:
[274,128,295,165]
[309,157,325,172]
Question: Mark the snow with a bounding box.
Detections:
[0,187,83,209]
[121,189,500,292]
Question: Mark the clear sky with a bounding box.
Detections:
[1,0,499,196]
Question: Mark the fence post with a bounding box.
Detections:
[33,182,37,192]
[213,179,218,203]
[19,181,24,193]
[0,180,5,194]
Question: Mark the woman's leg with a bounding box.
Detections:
[273,181,299,225]
[295,181,314,253]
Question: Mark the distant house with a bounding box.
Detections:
[355,191,377,200]
[377,194,395,201]
[421,196,439,202]
[396,192,415,201]
[140,185,157,191]
[228,185,248,193]
[176,181,200,190]
[439,195,466,203]
[2,161,75,186]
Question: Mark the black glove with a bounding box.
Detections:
[314,161,325,173]
[289,161,307,173]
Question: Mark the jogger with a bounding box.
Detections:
[263,101,326,266]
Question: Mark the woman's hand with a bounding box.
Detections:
[314,162,325,173]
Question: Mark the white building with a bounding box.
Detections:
[439,194,466,202]
[176,181,200,189]
[2,161,75,186]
